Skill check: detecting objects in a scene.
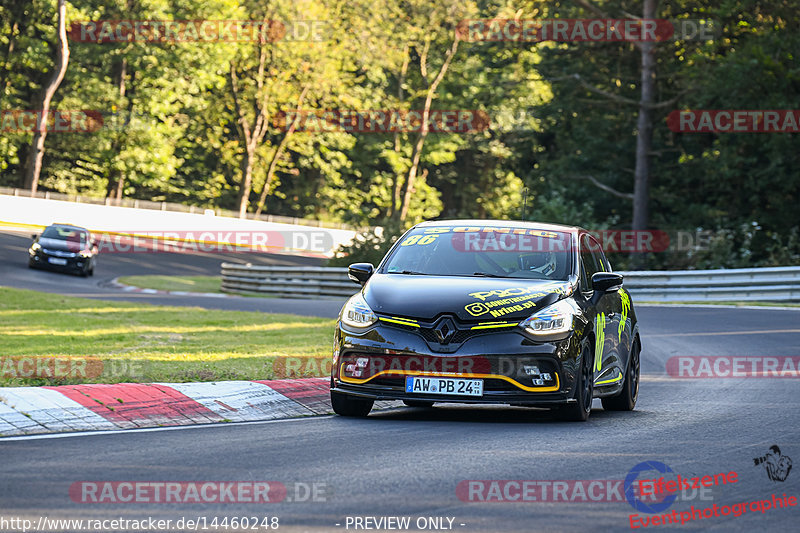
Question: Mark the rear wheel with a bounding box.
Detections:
[602,339,640,411]
[331,391,373,417]
[403,400,434,408]
[558,341,593,422]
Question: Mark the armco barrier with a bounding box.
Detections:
[617,266,800,302]
[221,264,800,302]
[221,264,357,298]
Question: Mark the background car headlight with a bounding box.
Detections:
[31,242,41,252]
[519,299,577,335]
[341,293,377,329]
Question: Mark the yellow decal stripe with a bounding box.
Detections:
[595,373,623,385]
[339,365,560,392]
[378,317,420,327]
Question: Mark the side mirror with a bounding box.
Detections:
[31,234,38,240]
[592,272,623,293]
[348,263,374,285]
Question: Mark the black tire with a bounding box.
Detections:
[602,338,640,411]
[28,260,35,269]
[331,391,374,417]
[558,341,593,421]
[79,266,89,277]
[403,400,434,408]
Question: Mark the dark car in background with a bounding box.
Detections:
[330,220,640,421]
[28,223,98,277]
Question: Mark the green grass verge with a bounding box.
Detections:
[117,275,222,294]
[639,301,800,308]
[0,287,334,386]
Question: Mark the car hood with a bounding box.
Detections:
[37,237,79,251]
[363,273,573,322]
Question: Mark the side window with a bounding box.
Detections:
[588,236,609,274]
[580,235,600,291]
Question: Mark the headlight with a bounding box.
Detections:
[341,293,377,329]
[31,242,41,252]
[519,299,577,336]
[79,251,92,258]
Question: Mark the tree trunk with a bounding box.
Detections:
[237,146,256,217]
[632,0,656,235]
[254,85,309,217]
[22,0,69,195]
[392,36,459,222]
[229,49,270,219]
[107,57,128,202]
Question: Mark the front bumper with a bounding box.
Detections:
[331,319,585,406]
[29,249,89,271]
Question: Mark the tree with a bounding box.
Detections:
[22,0,69,194]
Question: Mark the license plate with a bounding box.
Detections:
[405,376,483,397]
[48,257,68,265]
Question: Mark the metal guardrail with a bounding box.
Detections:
[221,264,800,302]
[617,266,800,302]
[221,264,358,299]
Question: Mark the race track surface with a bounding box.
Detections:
[0,230,348,317]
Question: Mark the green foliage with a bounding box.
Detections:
[328,220,409,266]
[1,0,797,269]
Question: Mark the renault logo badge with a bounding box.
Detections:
[434,317,457,344]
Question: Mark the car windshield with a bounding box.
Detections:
[41,226,87,244]
[382,226,573,280]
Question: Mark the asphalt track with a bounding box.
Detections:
[0,230,348,317]
[1,230,800,532]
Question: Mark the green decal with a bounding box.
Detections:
[595,313,606,371]
[618,289,630,342]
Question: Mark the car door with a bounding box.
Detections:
[595,247,632,365]
[580,234,621,384]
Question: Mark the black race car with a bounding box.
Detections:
[330,220,640,421]
[28,223,98,277]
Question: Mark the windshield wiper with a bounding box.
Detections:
[473,272,508,278]
[393,270,429,275]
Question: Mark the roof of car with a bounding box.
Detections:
[414,219,582,233]
[48,223,90,232]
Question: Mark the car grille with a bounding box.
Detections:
[42,248,76,257]
[380,316,513,348]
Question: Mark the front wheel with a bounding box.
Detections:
[602,339,640,411]
[558,341,593,422]
[331,391,374,417]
